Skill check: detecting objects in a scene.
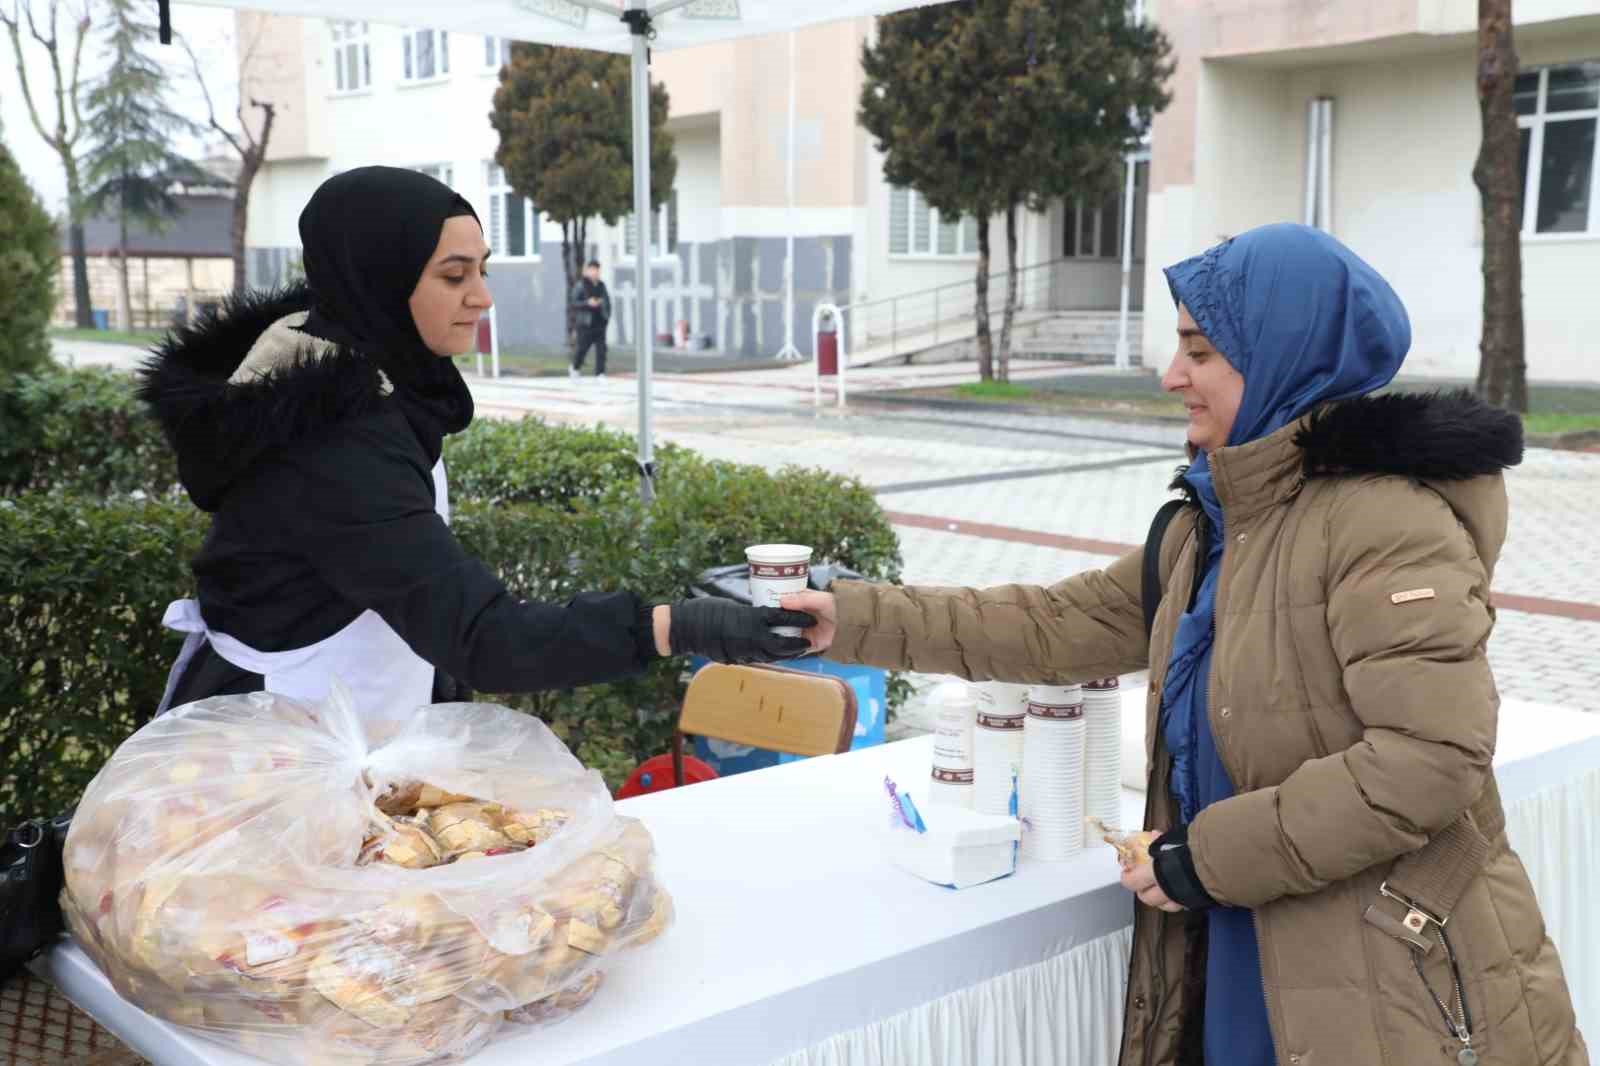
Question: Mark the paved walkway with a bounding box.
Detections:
[27,342,1600,1055]
[49,342,1600,713]
[464,369,1600,720]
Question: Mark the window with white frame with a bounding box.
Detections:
[1062,180,1131,260]
[889,186,978,256]
[402,28,450,82]
[484,36,512,69]
[484,162,539,258]
[413,163,454,188]
[624,193,679,256]
[329,21,370,93]
[1516,60,1600,235]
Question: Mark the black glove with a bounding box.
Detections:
[668,598,815,664]
[1150,823,1219,911]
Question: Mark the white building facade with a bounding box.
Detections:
[1143,0,1600,382]
[238,13,1140,358]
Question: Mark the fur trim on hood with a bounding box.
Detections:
[1169,389,1524,498]
[137,284,391,512]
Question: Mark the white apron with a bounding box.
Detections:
[157,459,452,724]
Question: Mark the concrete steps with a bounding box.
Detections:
[1014,311,1144,366]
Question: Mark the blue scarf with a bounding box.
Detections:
[1157,224,1410,1066]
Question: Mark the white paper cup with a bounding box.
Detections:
[746,543,813,636]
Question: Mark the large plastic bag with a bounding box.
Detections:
[60,684,673,1065]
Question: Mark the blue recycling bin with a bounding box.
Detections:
[91,309,110,331]
[686,654,887,777]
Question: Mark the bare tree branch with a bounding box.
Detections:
[180,32,247,157]
[0,6,58,150]
[65,0,89,148]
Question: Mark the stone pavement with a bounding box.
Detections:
[46,340,1600,715]
[464,371,1600,723]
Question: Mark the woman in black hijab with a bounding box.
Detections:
[142,167,809,723]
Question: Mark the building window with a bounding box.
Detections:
[485,36,511,69]
[1516,61,1600,235]
[485,162,539,259]
[403,28,450,82]
[1063,183,1129,260]
[624,193,679,256]
[413,163,454,188]
[889,187,978,256]
[329,21,370,93]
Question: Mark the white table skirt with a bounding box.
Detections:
[36,694,1600,1066]
[768,738,1600,1066]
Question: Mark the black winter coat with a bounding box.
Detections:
[138,285,656,705]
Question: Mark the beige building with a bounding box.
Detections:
[1144,0,1600,381]
[55,186,235,330]
[239,14,1141,358]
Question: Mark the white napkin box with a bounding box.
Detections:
[885,804,1021,889]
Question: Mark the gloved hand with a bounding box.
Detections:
[668,597,816,664]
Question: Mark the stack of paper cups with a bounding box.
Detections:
[928,681,977,808]
[1083,678,1123,831]
[1021,684,1086,860]
[973,682,1028,816]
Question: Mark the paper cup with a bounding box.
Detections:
[746,543,813,636]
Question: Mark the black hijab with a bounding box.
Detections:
[296,166,479,462]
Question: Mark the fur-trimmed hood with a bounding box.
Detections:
[137,283,392,512]
[1171,389,1523,495]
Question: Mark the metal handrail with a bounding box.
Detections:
[838,256,1069,319]
[837,256,1073,364]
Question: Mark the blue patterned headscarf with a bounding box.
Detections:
[1158,223,1410,822]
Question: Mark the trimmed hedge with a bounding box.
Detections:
[0,366,176,498]
[1,382,905,819]
[0,494,205,819]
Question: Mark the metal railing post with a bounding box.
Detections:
[891,298,898,362]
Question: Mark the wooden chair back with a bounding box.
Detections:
[670,663,858,788]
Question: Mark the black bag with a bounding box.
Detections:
[0,810,72,984]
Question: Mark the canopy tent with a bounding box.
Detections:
[158,0,951,500]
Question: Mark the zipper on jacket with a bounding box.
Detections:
[1139,911,1171,1066]
[1204,508,1290,1064]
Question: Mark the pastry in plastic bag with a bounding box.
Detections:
[60,684,673,1065]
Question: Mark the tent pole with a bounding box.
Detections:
[625,3,656,503]
[775,29,800,360]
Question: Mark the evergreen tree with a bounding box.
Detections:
[490,43,676,348]
[860,0,1172,380]
[0,124,58,378]
[81,0,197,329]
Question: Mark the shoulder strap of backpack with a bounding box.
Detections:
[1142,499,1188,639]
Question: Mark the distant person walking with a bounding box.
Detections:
[570,259,611,381]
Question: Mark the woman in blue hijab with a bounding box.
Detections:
[792,222,1582,1066]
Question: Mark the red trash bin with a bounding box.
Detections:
[475,317,492,355]
[614,753,718,799]
[816,330,838,376]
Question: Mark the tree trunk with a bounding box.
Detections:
[973,214,993,382]
[234,102,276,295]
[116,192,133,332]
[1472,0,1527,413]
[64,157,94,329]
[230,175,253,295]
[67,221,93,329]
[997,203,1021,385]
[561,220,579,351]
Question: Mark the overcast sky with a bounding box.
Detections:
[2,2,240,215]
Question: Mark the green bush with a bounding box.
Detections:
[0,366,177,497]
[0,136,57,381]
[1,390,907,818]
[0,494,206,820]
